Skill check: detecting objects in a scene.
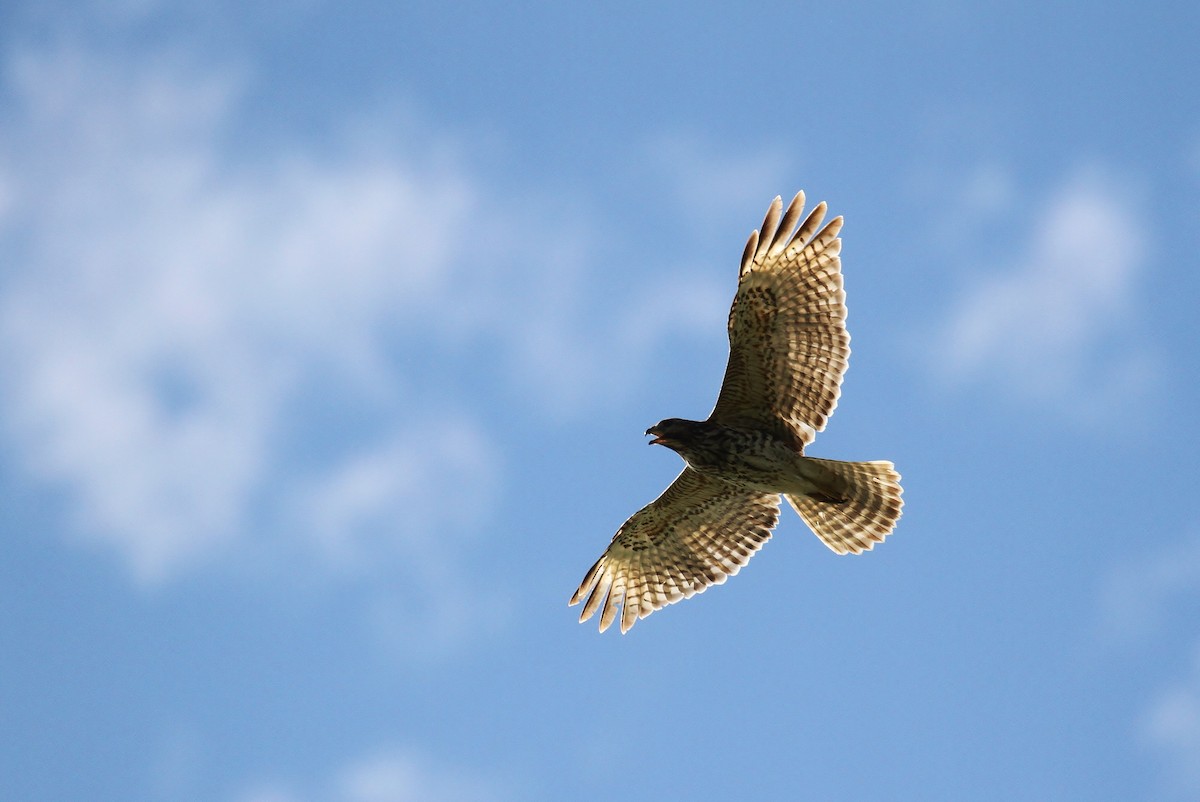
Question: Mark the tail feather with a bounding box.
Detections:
[787,459,903,554]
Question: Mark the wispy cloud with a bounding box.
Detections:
[1142,647,1200,798]
[0,43,490,589]
[335,748,503,802]
[0,34,730,614]
[233,745,505,802]
[1099,532,1200,797]
[928,168,1159,422]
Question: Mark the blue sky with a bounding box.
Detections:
[2,2,1199,800]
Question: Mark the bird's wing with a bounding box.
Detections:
[570,468,780,633]
[708,192,849,447]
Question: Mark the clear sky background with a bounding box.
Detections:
[2,2,1199,800]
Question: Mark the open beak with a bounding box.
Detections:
[645,426,667,446]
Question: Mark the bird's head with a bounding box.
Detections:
[645,418,703,450]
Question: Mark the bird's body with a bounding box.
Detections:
[646,418,846,501]
[571,191,903,633]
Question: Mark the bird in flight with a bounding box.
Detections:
[570,191,903,633]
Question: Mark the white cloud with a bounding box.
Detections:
[0,33,731,622]
[232,746,504,802]
[0,43,491,587]
[300,421,494,569]
[1142,648,1200,797]
[1098,533,1200,797]
[336,748,500,802]
[930,168,1158,421]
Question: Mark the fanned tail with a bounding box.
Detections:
[786,459,902,554]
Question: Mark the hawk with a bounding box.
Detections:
[570,191,903,633]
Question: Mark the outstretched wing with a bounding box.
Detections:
[569,469,780,633]
[708,192,850,446]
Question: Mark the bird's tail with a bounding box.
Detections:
[786,458,903,554]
